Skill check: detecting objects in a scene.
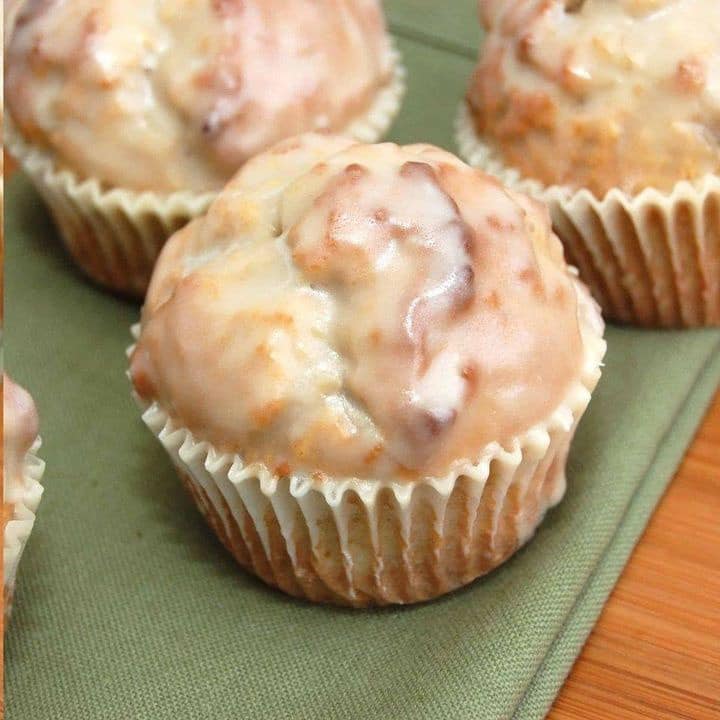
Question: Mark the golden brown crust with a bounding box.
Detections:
[174,426,573,606]
[135,273,604,605]
[6,0,394,192]
[131,134,586,481]
[535,170,720,327]
[468,0,720,195]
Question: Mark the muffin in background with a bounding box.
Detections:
[5,0,405,297]
[3,0,24,40]
[458,0,720,327]
[3,375,45,623]
[129,133,605,607]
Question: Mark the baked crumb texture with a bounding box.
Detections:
[5,0,403,297]
[129,134,606,605]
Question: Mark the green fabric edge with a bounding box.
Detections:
[385,1,479,58]
[514,341,720,719]
[387,21,477,60]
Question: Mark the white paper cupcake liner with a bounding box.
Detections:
[5,116,216,298]
[343,44,406,144]
[456,104,720,328]
[4,45,405,299]
[128,281,605,607]
[4,436,45,622]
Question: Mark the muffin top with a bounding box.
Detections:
[3,376,40,524]
[5,0,393,193]
[130,133,588,482]
[468,0,720,196]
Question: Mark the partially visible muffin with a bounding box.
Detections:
[3,376,45,622]
[129,133,605,606]
[4,0,404,295]
[466,0,720,196]
[459,0,720,327]
[3,0,24,43]
[7,0,400,192]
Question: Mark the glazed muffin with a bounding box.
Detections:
[3,376,45,622]
[5,0,404,297]
[458,0,720,327]
[128,133,605,606]
[3,0,24,42]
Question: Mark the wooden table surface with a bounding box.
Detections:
[4,155,719,719]
[549,389,720,720]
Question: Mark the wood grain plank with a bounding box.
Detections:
[549,390,720,720]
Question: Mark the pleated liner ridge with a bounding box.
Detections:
[128,282,605,607]
[4,437,45,622]
[5,115,215,298]
[4,46,406,299]
[456,104,720,328]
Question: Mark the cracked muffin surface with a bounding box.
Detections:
[6,0,395,192]
[130,134,589,481]
[467,0,720,195]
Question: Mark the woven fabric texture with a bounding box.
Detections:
[5,5,720,718]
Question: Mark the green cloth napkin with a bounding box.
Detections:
[5,6,720,718]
